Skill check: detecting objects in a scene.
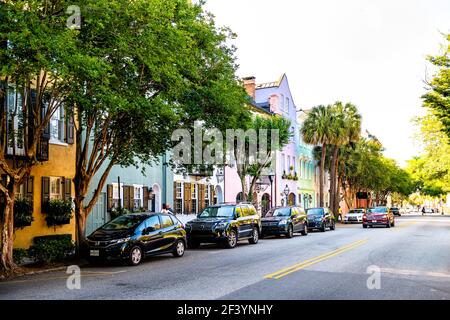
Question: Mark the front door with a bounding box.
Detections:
[86,193,107,236]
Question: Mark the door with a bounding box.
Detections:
[139,215,164,254]
[86,193,107,236]
[290,207,301,232]
[158,214,179,250]
[237,205,252,238]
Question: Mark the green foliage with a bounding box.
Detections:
[13,248,28,265]
[422,34,450,140]
[29,235,75,264]
[13,197,34,228]
[46,199,73,220]
[110,207,131,219]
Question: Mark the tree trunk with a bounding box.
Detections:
[239,175,248,202]
[73,197,87,254]
[319,144,327,207]
[0,185,16,273]
[329,146,337,214]
[331,147,340,217]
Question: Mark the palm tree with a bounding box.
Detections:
[301,105,333,207]
[329,102,362,216]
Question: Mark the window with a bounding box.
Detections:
[50,105,65,144]
[204,185,210,209]
[50,177,62,200]
[6,85,25,155]
[191,184,197,214]
[175,182,183,214]
[281,154,285,173]
[279,94,284,111]
[287,156,291,172]
[145,215,161,231]
[133,185,143,209]
[160,215,174,229]
[285,97,290,113]
[112,183,124,208]
[293,157,296,174]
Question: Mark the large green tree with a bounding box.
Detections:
[422,34,450,140]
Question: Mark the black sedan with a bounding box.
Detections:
[85,212,186,266]
[306,207,336,232]
[261,206,308,238]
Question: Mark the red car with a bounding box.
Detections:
[363,206,395,228]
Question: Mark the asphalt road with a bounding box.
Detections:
[1,214,449,300]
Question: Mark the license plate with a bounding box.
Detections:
[90,250,100,257]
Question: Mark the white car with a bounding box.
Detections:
[344,209,366,223]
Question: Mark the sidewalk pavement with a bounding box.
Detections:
[174,214,197,225]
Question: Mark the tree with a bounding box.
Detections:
[422,34,450,140]
[301,105,333,207]
[65,0,252,248]
[0,0,77,273]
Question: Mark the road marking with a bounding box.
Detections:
[264,238,369,280]
[380,268,450,279]
[393,221,417,231]
[0,270,127,285]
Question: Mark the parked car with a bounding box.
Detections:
[363,206,395,228]
[261,206,308,238]
[343,208,366,224]
[306,207,335,232]
[185,203,261,249]
[390,207,401,216]
[85,212,186,266]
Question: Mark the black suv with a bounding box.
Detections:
[185,203,261,249]
[85,213,186,266]
[306,207,336,232]
[261,206,308,238]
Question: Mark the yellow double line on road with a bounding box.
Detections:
[264,238,369,280]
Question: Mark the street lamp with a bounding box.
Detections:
[268,175,275,208]
[283,185,290,206]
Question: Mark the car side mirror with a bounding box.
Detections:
[143,226,155,234]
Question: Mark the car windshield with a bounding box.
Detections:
[199,206,235,218]
[102,215,147,230]
[265,208,291,217]
[367,207,387,213]
[307,208,324,216]
[391,208,399,211]
[349,209,363,214]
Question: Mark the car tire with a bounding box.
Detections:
[248,227,259,244]
[172,240,185,258]
[129,246,143,266]
[300,223,308,236]
[363,224,367,229]
[391,220,395,227]
[321,224,326,232]
[330,221,336,231]
[286,224,294,238]
[224,229,238,249]
[386,222,391,228]
[187,239,200,249]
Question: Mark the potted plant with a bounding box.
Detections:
[14,197,34,228]
[289,165,294,172]
[45,199,73,227]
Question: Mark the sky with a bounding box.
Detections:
[201,0,450,166]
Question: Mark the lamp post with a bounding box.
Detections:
[268,175,274,209]
[283,184,290,206]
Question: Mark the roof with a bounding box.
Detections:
[255,74,286,89]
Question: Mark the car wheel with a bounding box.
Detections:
[330,221,336,231]
[321,224,326,232]
[187,239,200,249]
[172,240,185,258]
[286,224,294,238]
[363,224,367,229]
[129,246,143,266]
[391,220,395,227]
[386,222,391,228]
[224,229,238,249]
[248,227,259,244]
[300,223,308,236]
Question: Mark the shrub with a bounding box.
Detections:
[110,206,131,219]
[45,199,73,226]
[13,248,29,264]
[29,234,75,264]
[14,197,34,228]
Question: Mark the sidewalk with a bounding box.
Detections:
[174,214,197,225]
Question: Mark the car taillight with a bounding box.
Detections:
[363,214,367,221]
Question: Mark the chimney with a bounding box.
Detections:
[242,76,256,100]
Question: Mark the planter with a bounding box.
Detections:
[46,216,71,227]
[14,218,32,228]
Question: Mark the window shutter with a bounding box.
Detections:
[106,184,113,211]
[41,177,50,213]
[129,186,134,210]
[26,176,34,202]
[41,96,50,139]
[28,90,36,149]
[123,186,130,210]
[211,186,215,205]
[143,187,149,210]
[173,182,177,205]
[184,182,191,214]
[65,106,74,144]
[198,184,205,212]
[64,178,71,201]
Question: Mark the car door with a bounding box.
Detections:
[236,205,252,238]
[324,208,331,227]
[158,214,179,250]
[296,207,307,231]
[290,207,300,232]
[139,215,164,254]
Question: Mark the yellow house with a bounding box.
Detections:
[1,84,76,249]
